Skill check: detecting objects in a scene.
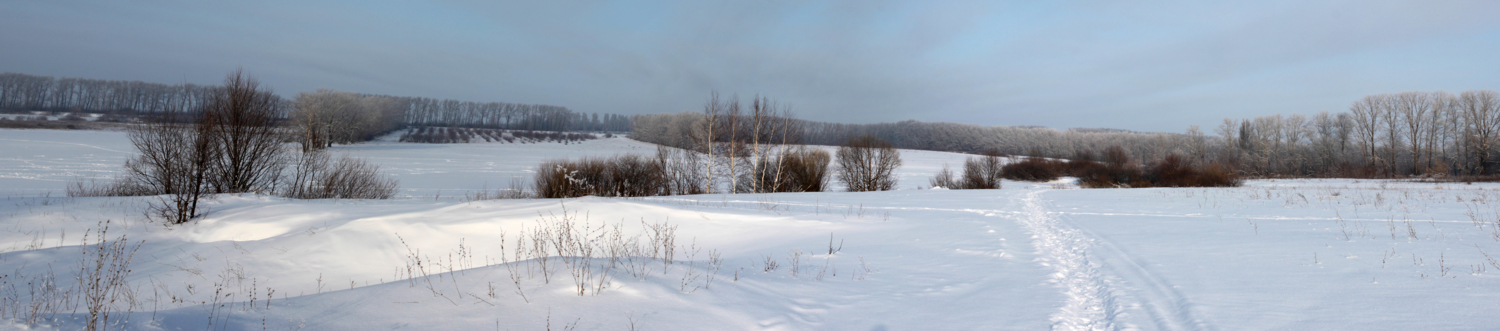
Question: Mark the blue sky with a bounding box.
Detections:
[2,0,1497,132]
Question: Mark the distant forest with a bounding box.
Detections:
[0,72,630,133]
[633,90,1500,178]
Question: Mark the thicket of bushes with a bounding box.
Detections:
[533,146,834,199]
[1070,147,1240,188]
[999,157,1063,182]
[995,146,1241,188]
[535,155,667,198]
[932,145,1245,189]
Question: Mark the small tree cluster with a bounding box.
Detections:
[291,89,402,151]
[72,70,401,224]
[836,135,902,192]
[122,70,281,223]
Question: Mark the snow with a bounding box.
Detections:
[3,128,1500,330]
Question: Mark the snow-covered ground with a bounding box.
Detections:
[2,128,1499,330]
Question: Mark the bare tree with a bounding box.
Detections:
[124,108,213,224]
[699,93,723,193]
[1426,92,1455,172]
[1394,91,1433,174]
[201,70,287,194]
[724,95,744,192]
[1350,95,1384,173]
[836,135,902,192]
[1457,90,1500,174]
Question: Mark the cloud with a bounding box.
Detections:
[2,0,1497,132]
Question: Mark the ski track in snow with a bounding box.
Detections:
[1022,189,1212,331]
[1020,189,1120,331]
[1070,222,1212,331]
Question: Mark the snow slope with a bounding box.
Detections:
[2,128,1500,330]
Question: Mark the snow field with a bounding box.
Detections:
[3,128,1500,330]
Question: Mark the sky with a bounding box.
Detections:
[2,0,1498,133]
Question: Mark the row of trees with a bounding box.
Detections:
[1203,90,1500,177]
[0,72,234,114]
[369,94,630,132]
[289,89,634,149]
[1,72,633,144]
[633,89,1500,178]
[635,114,1197,170]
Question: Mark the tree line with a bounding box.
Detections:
[0,72,632,136]
[372,93,631,132]
[1208,90,1500,177]
[633,89,1500,179]
[0,72,236,115]
[632,112,1196,169]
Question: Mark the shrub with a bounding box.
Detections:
[750,147,831,193]
[1194,162,1244,187]
[959,153,1004,189]
[1145,154,1194,187]
[1076,148,1243,188]
[835,135,902,192]
[1077,146,1143,188]
[930,164,958,189]
[1001,157,1063,182]
[534,155,668,199]
[281,151,400,199]
[1144,154,1242,187]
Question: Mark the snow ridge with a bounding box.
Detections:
[1021,189,1120,331]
